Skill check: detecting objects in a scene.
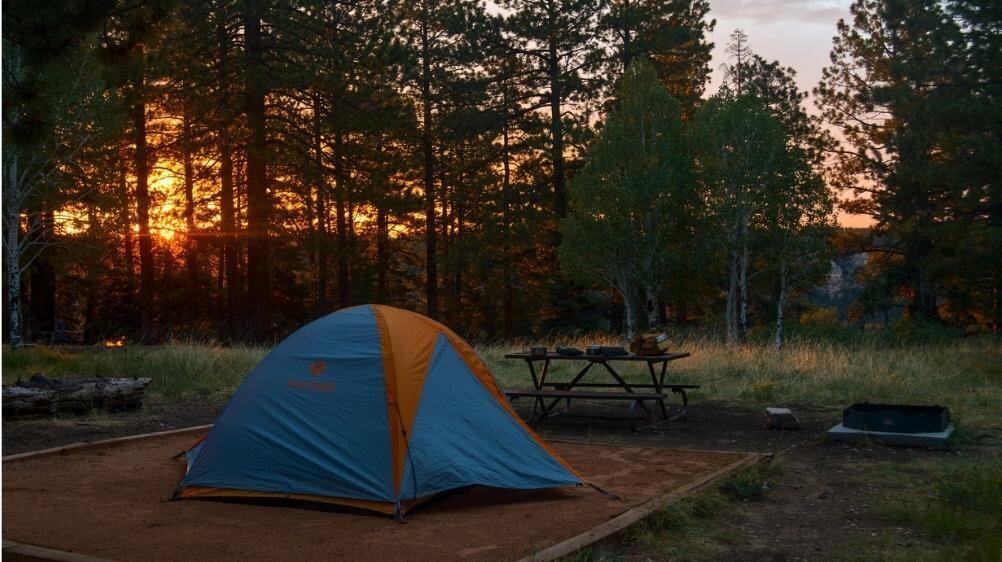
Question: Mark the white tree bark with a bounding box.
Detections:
[3,47,24,347]
[644,285,658,331]
[736,203,752,344]
[4,173,22,347]
[620,281,639,340]
[726,250,738,346]
[3,46,97,346]
[4,376,152,418]
[775,260,787,350]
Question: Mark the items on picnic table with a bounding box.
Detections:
[585,345,629,357]
[530,346,548,356]
[556,346,584,356]
[629,333,672,356]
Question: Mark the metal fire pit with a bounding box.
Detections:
[827,402,954,449]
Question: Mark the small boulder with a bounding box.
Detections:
[765,407,801,430]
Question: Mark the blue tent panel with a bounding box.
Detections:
[183,305,394,501]
[398,334,581,500]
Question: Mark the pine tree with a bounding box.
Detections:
[602,0,715,114]
[561,61,694,337]
[815,0,991,323]
[503,0,605,219]
[694,92,788,345]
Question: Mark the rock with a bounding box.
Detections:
[765,407,801,430]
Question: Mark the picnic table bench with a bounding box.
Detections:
[503,351,695,431]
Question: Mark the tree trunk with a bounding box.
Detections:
[28,210,56,342]
[4,375,151,419]
[453,148,465,326]
[132,85,155,345]
[4,139,24,346]
[243,2,271,342]
[376,206,388,303]
[501,110,514,337]
[440,185,452,322]
[333,130,349,309]
[421,12,438,319]
[911,267,939,321]
[738,242,749,343]
[622,284,638,339]
[119,141,136,296]
[4,193,23,347]
[313,103,329,314]
[644,285,658,331]
[218,137,238,336]
[775,261,787,350]
[82,205,100,343]
[29,256,56,341]
[726,250,738,346]
[216,18,238,338]
[548,33,566,218]
[181,112,198,324]
[619,0,632,72]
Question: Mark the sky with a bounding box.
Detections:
[703,0,873,228]
[705,0,851,96]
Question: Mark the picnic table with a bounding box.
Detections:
[503,351,695,431]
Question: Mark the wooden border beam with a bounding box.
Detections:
[3,540,116,562]
[517,451,767,562]
[2,424,213,463]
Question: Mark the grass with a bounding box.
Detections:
[718,461,777,502]
[4,333,1000,427]
[573,459,781,561]
[1,343,266,397]
[482,333,1002,430]
[3,333,1000,560]
[878,459,1002,558]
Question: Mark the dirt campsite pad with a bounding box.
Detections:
[3,430,758,561]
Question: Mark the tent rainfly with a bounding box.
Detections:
[174,305,583,517]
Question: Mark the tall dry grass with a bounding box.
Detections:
[2,344,266,397]
[4,335,999,427]
[480,333,999,428]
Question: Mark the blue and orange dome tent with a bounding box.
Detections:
[174,305,583,517]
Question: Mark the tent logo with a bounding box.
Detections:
[310,360,326,376]
[286,359,335,392]
[287,379,336,393]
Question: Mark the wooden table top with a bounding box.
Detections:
[504,351,690,362]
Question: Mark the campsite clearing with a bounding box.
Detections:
[3,430,757,562]
[3,337,999,560]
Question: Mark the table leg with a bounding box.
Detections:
[522,360,540,421]
[647,360,671,422]
[646,361,659,389]
[526,359,540,389]
[526,359,552,422]
[628,399,663,432]
[629,400,640,432]
[562,361,595,389]
[538,359,570,415]
[539,359,551,387]
[548,361,597,414]
[599,362,634,393]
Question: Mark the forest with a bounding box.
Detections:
[3,0,999,346]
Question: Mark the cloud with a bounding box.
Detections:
[709,0,851,25]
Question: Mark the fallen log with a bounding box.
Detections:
[3,374,152,419]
